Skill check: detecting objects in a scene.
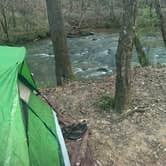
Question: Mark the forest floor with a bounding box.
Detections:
[42,66,166,166]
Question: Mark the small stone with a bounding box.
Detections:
[76,162,80,166]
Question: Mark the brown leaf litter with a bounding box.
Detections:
[41,66,166,166]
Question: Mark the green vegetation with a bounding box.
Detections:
[95,93,114,112]
[137,8,159,35]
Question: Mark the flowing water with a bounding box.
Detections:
[25,33,166,86]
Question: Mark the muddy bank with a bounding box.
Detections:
[41,66,166,166]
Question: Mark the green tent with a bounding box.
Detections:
[0,46,70,166]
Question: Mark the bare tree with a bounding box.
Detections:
[0,2,10,41]
[155,0,166,47]
[46,0,73,86]
[11,0,16,28]
[69,0,74,12]
[114,0,137,113]
[100,0,115,20]
[134,33,149,67]
[78,0,90,28]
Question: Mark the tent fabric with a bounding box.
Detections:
[27,93,64,166]
[53,111,71,166]
[0,61,30,166]
[19,61,37,90]
[0,46,70,166]
[0,46,25,69]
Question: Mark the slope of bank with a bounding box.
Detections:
[41,66,166,166]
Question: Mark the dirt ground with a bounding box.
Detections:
[42,66,166,166]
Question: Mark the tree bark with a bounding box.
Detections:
[149,2,153,18]
[69,0,73,12]
[0,4,9,41]
[45,0,73,86]
[134,33,149,67]
[109,1,115,20]
[155,0,166,47]
[114,0,137,113]
[11,0,16,28]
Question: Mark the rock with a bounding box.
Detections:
[67,31,95,38]
[96,68,109,72]
[79,31,94,36]
[107,48,114,56]
[74,68,84,74]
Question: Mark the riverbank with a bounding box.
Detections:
[41,66,166,166]
[0,26,160,46]
[0,28,115,45]
[0,2,161,45]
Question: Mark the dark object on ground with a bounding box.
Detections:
[62,122,88,140]
[63,123,96,166]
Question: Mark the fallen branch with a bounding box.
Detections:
[112,106,149,122]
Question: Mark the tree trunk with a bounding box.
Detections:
[155,0,166,47]
[109,1,115,20]
[0,4,9,41]
[45,0,73,86]
[69,0,73,12]
[114,0,137,113]
[134,33,149,67]
[11,0,16,28]
[149,1,153,18]
[78,0,87,28]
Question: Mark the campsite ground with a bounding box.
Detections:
[41,66,166,166]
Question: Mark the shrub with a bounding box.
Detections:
[95,93,114,112]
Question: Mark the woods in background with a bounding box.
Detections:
[0,0,166,42]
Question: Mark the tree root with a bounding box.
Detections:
[112,106,149,122]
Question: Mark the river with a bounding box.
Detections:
[25,32,166,86]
